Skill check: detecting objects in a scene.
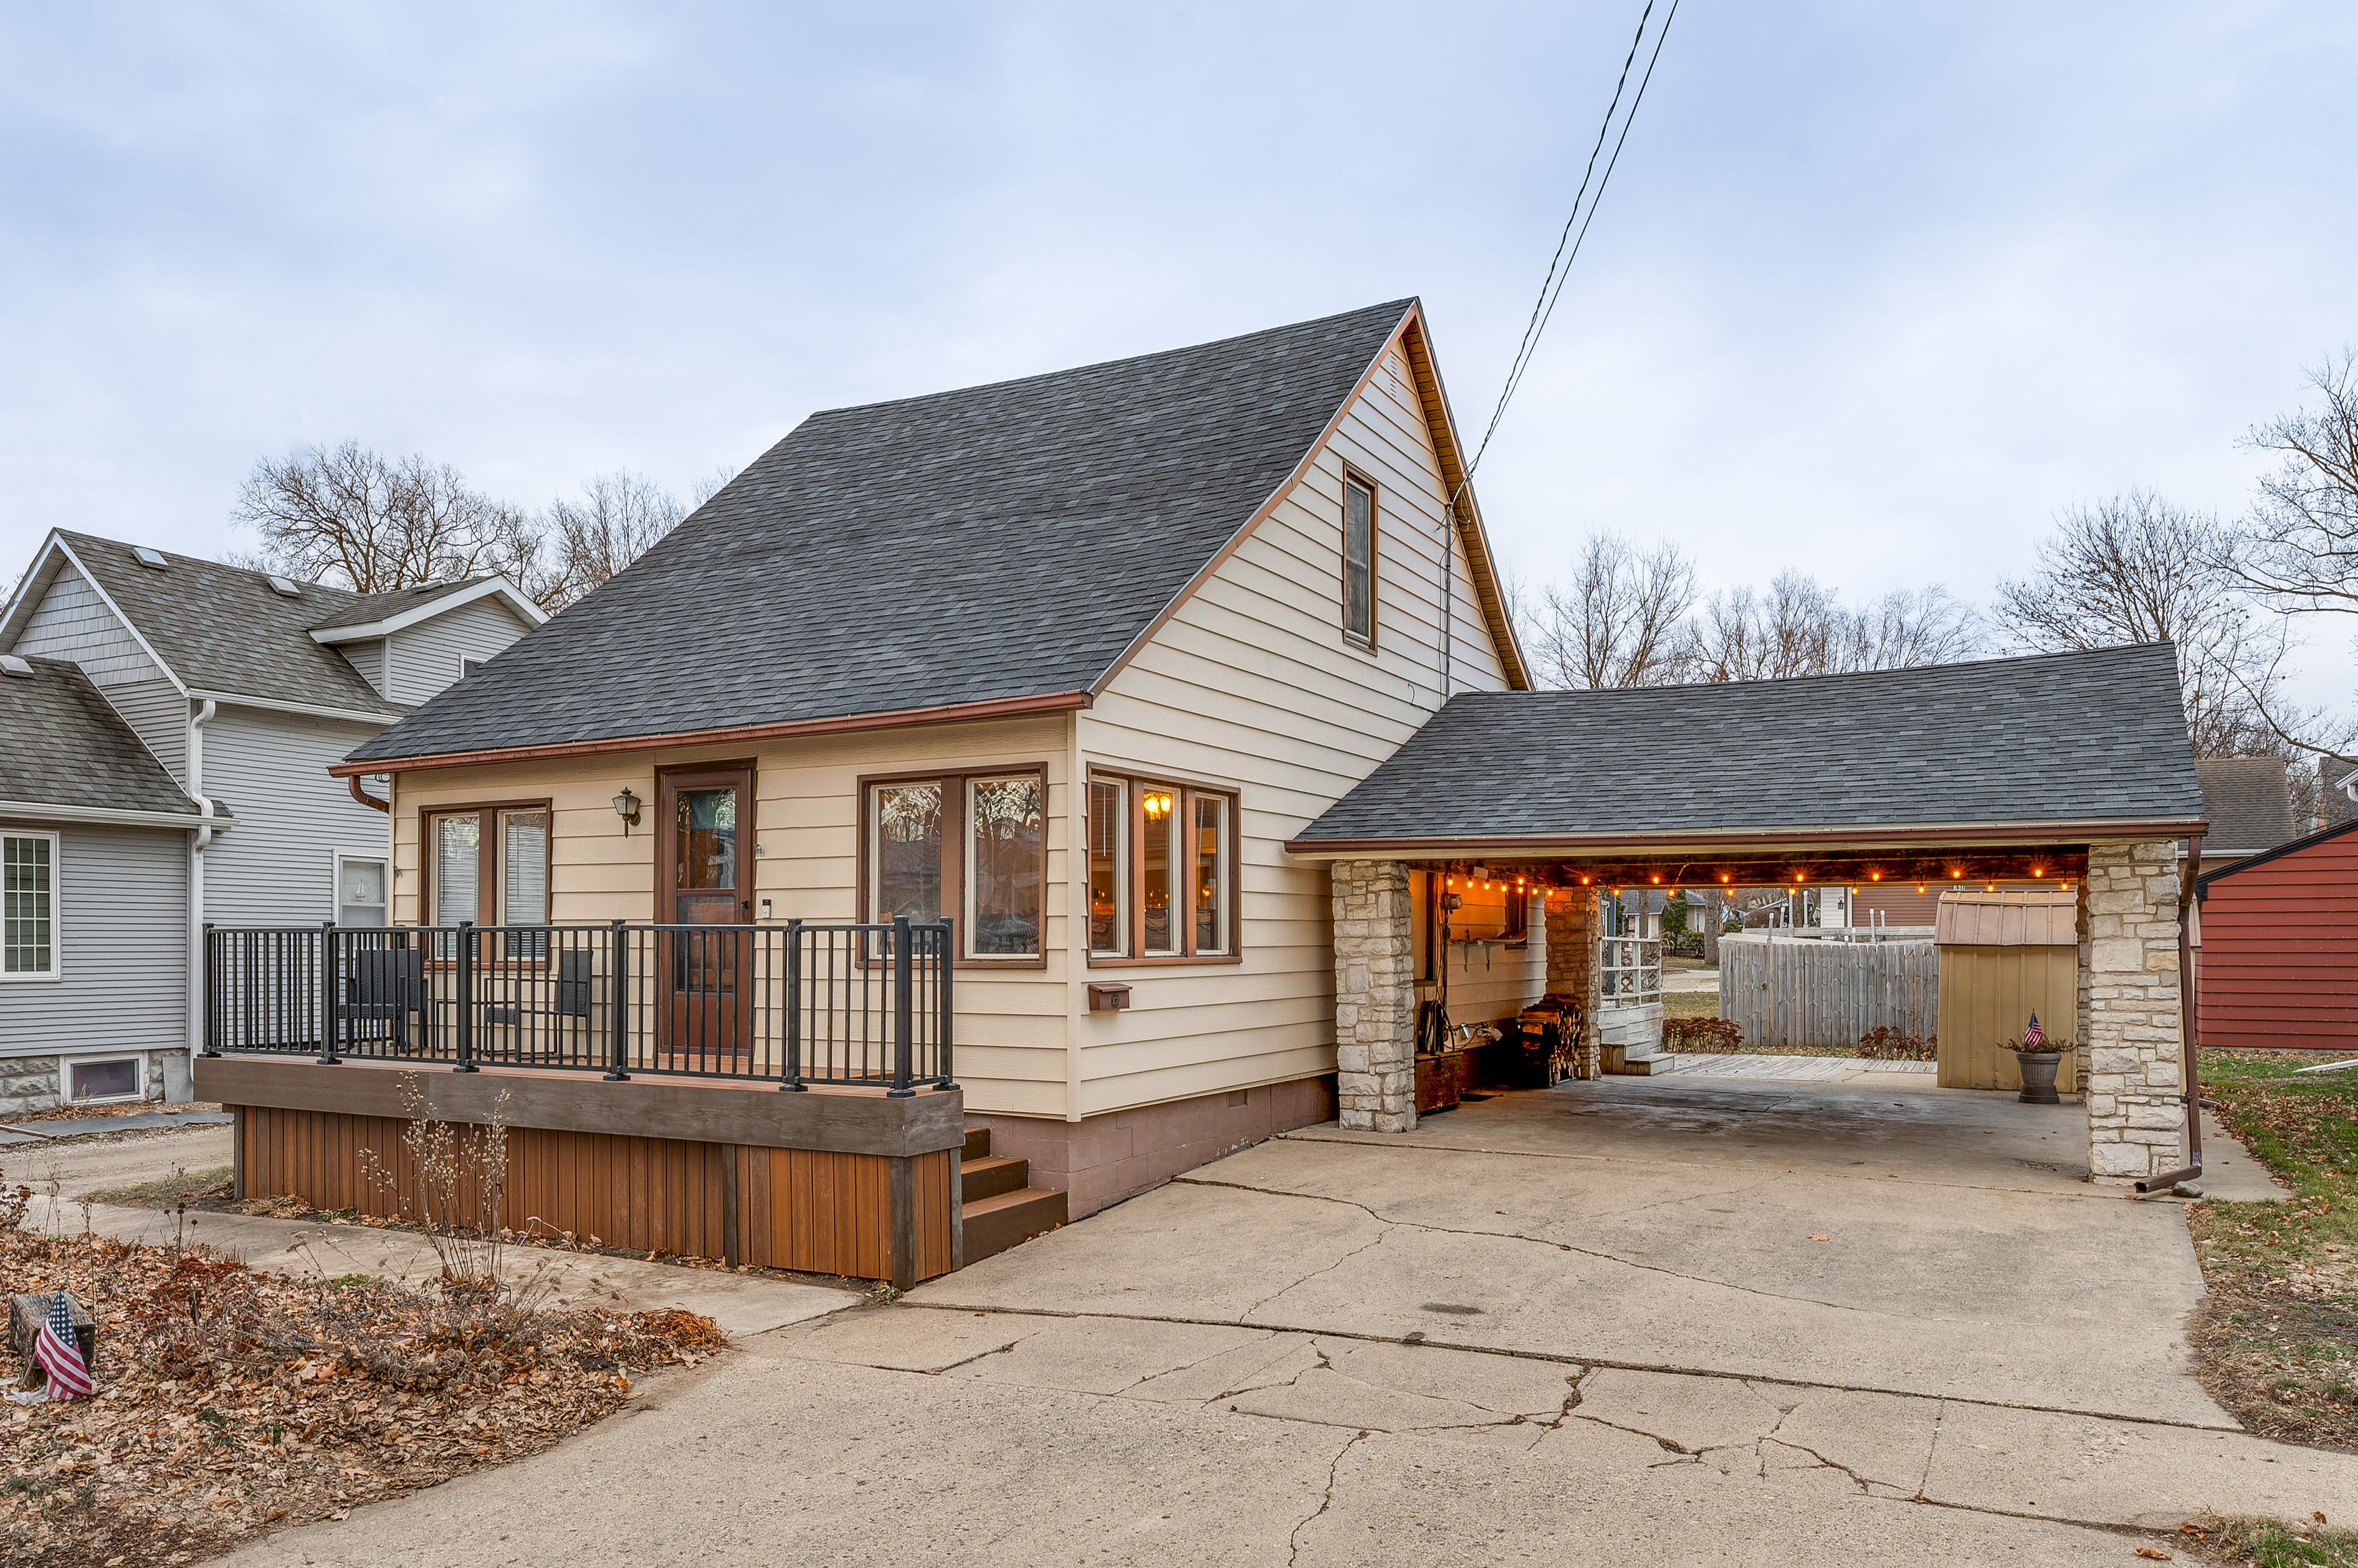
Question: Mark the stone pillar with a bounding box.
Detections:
[1543,888,1601,1078]
[2081,840,2189,1183]
[1332,860,1415,1132]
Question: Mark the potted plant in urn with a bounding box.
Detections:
[2000,1012,2071,1105]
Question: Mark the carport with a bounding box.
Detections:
[1287,645,2210,1186]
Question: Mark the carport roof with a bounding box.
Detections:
[1288,644,2205,856]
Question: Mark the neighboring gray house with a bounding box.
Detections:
[0,531,542,1111]
[0,653,215,1113]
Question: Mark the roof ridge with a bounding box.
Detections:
[1446,642,2175,701]
[806,298,1418,421]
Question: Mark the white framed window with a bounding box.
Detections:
[2,830,60,981]
[64,1053,143,1104]
[334,852,389,928]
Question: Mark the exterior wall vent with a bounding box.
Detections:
[0,653,33,677]
[133,546,168,569]
[266,575,302,597]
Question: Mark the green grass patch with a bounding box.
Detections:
[80,1166,232,1207]
[2202,1512,2358,1566]
[2185,1051,2358,1452]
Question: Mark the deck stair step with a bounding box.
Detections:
[961,1154,1029,1205]
[957,1124,1064,1264]
[962,1186,1067,1265]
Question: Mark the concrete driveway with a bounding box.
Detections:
[214,1073,2358,1566]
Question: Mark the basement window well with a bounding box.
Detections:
[66,1055,142,1103]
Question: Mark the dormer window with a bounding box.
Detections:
[1342,470,1376,646]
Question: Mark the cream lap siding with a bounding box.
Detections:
[12,561,166,686]
[0,822,186,1060]
[1074,345,1522,1117]
[388,714,1074,1118]
[384,598,532,706]
[201,706,391,925]
[99,679,191,785]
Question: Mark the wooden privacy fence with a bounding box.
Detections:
[1719,934,1939,1047]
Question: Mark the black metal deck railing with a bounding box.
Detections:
[203,919,955,1094]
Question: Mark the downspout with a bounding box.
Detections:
[186,700,217,1070]
[2135,829,2206,1195]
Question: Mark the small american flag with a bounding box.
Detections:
[33,1290,90,1402]
[2023,1012,2045,1050]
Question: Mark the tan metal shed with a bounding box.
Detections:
[1935,888,2079,1091]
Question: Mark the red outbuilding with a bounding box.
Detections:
[2195,815,2358,1050]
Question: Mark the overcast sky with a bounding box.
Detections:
[4,2,2351,711]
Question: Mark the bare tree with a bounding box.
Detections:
[1686,573,1977,683]
[543,470,690,606]
[233,442,540,596]
[1995,491,2313,759]
[2228,351,2358,619]
[1524,533,1697,689]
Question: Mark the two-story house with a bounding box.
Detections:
[0,533,541,1111]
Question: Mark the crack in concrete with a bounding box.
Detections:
[893,1300,2243,1432]
[1919,1399,1947,1502]
[1177,1172,1990,1328]
[1286,1429,1365,1568]
[1239,1222,1390,1319]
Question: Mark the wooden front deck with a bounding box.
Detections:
[198,1054,965,1286]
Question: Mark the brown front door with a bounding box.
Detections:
[659,766,754,1065]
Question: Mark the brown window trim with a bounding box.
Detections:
[418,798,555,966]
[856,766,1049,971]
[1084,767,1242,969]
[1340,463,1378,652]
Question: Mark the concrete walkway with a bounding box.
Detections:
[50,1081,2349,1564]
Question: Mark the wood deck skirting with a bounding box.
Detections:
[199,1056,963,1286]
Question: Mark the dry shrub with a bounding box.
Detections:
[1858,1027,1937,1061]
[1663,1017,1742,1052]
[0,1226,722,1568]
[356,1076,518,1300]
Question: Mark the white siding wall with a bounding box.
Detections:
[202,706,391,924]
[0,821,187,1060]
[386,599,532,706]
[1073,336,1520,1116]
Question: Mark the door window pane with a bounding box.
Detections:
[967,776,1044,956]
[1193,794,1229,956]
[432,814,480,925]
[675,790,737,890]
[1088,779,1126,956]
[1140,784,1180,956]
[872,782,942,921]
[2,836,53,975]
[1343,476,1374,642]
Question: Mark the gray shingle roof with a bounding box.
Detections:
[0,656,204,817]
[56,532,486,715]
[2193,758,2299,855]
[1292,644,2203,847]
[347,300,1418,764]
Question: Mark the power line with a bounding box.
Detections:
[1464,0,1683,487]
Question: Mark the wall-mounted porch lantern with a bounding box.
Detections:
[613,787,642,835]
